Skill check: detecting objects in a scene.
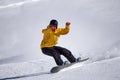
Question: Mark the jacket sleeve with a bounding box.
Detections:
[55,25,70,35]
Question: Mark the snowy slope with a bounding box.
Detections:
[0,0,120,65]
[0,36,120,80]
[0,0,120,80]
[0,40,120,80]
[0,57,120,80]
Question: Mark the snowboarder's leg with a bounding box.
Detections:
[54,46,76,63]
[41,47,63,65]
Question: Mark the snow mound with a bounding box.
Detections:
[80,41,120,62]
[105,41,120,58]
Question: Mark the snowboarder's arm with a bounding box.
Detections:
[55,22,70,35]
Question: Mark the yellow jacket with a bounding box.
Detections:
[40,25,70,48]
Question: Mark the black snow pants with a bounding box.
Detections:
[41,46,76,66]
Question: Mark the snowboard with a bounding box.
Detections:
[50,58,89,73]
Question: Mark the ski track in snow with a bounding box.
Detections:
[0,58,90,80]
[0,72,50,80]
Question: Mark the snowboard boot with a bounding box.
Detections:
[63,61,69,65]
[76,57,81,62]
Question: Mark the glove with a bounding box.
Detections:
[66,22,70,26]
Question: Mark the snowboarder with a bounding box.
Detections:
[40,19,79,66]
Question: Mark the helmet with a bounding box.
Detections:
[49,19,58,28]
